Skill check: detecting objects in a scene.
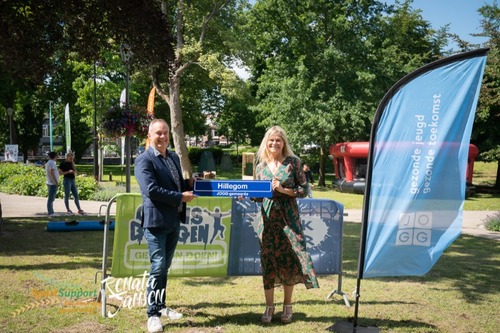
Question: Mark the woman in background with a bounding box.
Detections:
[58,152,84,215]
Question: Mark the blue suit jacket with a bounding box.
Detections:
[134,147,190,229]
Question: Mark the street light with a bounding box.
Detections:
[7,107,13,144]
[120,42,133,192]
[93,61,99,182]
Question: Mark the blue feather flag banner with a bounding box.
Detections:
[361,49,488,278]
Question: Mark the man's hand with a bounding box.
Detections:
[182,191,197,202]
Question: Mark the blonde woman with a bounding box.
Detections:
[58,152,84,215]
[254,126,319,324]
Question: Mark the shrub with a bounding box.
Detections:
[484,212,500,232]
[0,163,98,200]
[187,147,203,165]
[90,183,140,201]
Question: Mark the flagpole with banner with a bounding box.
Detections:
[64,103,71,153]
[331,48,489,333]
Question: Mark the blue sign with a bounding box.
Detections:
[194,180,272,198]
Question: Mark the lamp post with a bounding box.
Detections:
[7,107,13,144]
[93,61,99,182]
[120,42,133,192]
[49,102,53,151]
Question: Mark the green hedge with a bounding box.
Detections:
[0,162,98,200]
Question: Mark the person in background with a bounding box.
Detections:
[134,118,197,333]
[253,125,319,324]
[302,163,315,198]
[58,152,84,215]
[45,152,59,217]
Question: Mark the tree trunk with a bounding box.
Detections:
[168,75,192,179]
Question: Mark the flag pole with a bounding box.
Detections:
[329,64,391,333]
[328,82,384,333]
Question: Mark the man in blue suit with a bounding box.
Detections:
[134,118,197,333]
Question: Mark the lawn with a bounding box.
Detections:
[78,161,500,210]
[0,216,499,333]
[1,160,494,332]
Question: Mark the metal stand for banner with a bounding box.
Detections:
[325,265,350,307]
[325,207,350,307]
[96,195,118,318]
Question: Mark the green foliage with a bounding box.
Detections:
[245,0,447,185]
[472,2,500,167]
[0,163,48,197]
[74,176,100,200]
[0,163,98,200]
[89,183,140,201]
[484,212,500,232]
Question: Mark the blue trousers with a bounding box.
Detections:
[47,184,58,215]
[144,223,180,317]
[63,178,81,211]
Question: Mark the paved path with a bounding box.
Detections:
[0,192,498,240]
[0,193,116,219]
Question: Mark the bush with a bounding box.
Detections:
[0,163,98,200]
[484,212,500,232]
[90,183,140,201]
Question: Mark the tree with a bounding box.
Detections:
[0,1,109,156]
[0,1,250,173]
[217,92,264,156]
[145,0,249,176]
[472,1,500,189]
[245,0,446,185]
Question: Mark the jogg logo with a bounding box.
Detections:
[396,212,432,246]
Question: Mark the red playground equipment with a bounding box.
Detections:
[329,142,479,195]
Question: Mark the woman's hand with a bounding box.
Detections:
[273,178,294,197]
[272,178,281,192]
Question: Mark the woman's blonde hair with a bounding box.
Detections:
[65,151,76,169]
[256,125,296,164]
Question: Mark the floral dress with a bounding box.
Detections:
[255,156,319,290]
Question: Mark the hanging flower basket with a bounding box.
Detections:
[101,105,154,138]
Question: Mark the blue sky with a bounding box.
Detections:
[384,0,492,46]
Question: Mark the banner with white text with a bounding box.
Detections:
[361,49,488,278]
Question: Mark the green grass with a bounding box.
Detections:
[77,161,499,210]
[0,217,498,332]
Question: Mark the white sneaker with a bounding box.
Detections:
[147,316,163,333]
[160,307,183,320]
